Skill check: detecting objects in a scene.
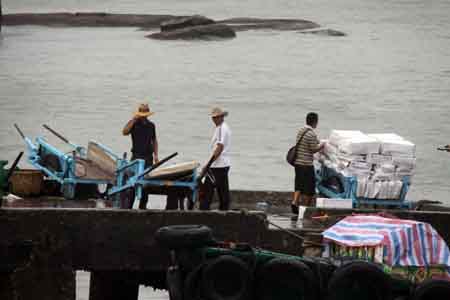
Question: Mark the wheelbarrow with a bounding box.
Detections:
[14,124,126,200]
[108,153,201,209]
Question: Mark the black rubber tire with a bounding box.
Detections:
[255,257,318,300]
[326,261,392,300]
[155,225,213,249]
[184,263,207,300]
[202,255,253,300]
[412,279,450,300]
[166,265,183,300]
[301,257,336,300]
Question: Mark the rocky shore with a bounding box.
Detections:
[2,12,346,40]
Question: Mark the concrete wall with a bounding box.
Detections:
[1,207,450,272]
[1,206,450,299]
[0,209,303,272]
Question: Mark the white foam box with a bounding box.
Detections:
[316,198,353,209]
[328,130,366,146]
[368,133,416,156]
[367,153,392,165]
[338,135,381,155]
[368,133,405,141]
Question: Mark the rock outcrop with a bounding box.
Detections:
[160,15,215,32]
[218,17,320,32]
[299,28,346,37]
[2,13,346,40]
[2,13,183,27]
[148,23,236,40]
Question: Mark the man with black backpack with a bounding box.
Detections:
[291,112,325,219]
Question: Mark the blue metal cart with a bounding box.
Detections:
[315,165,411,209]
[108,155,200,208]
[15,124,125,200]
[15,123,200,207]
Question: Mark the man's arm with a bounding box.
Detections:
[312,142,325,153]
[201,143,224,175]
[310,132,325,153]
[122,117,137,136]
[211,143,224,162]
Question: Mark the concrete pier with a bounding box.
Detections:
[1,206,450,298]
[0,209,303,299]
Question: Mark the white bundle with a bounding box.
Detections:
[341,162,371,177]
[338,135,381,155]
[365,181,380,198]
[356,177,368,197]
[360,179,403,199]
[395,168,414,177]
[389,181,404,199]
[329,130,366,146]
[372,172,393,181]
[368,133,416,157]
[392,155,416,170]
[315,130,414,202]
[337,153,367,163]
[367,153,392,165]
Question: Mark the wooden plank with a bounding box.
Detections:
[145,161,199,180]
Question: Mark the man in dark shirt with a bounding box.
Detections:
[122,103,159,209]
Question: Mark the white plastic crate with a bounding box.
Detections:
[316,198,353,209]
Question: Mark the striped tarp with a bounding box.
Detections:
[323,215,450,271]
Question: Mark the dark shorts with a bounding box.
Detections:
[294,165,316,196]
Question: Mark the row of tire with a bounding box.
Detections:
[155,225,450,300]
[175,255,450,300]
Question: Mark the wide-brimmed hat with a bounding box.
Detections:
[210,107,228,118]
[134,103,154,117]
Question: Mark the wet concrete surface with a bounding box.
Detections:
[1,194,301,229]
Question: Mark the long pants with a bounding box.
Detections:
[200,167,231,211]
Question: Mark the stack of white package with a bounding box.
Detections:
[316,130,416,200]
[318,130,380,178]
[367,133,416,180]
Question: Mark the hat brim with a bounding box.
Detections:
[211,111,228,118]
[134,111,154,117]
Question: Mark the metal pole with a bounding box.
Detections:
[1,0,3,33]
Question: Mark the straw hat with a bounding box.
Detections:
[210,107,228,118]
[134,103,154,118]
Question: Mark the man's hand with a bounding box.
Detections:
[122,116,139,135]
[200,166,207,177]
[154,156,159,164]
[319,142,326,152]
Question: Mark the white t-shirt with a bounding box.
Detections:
[210,122,231,168]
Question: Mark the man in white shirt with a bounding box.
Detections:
[200,107,232,210]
